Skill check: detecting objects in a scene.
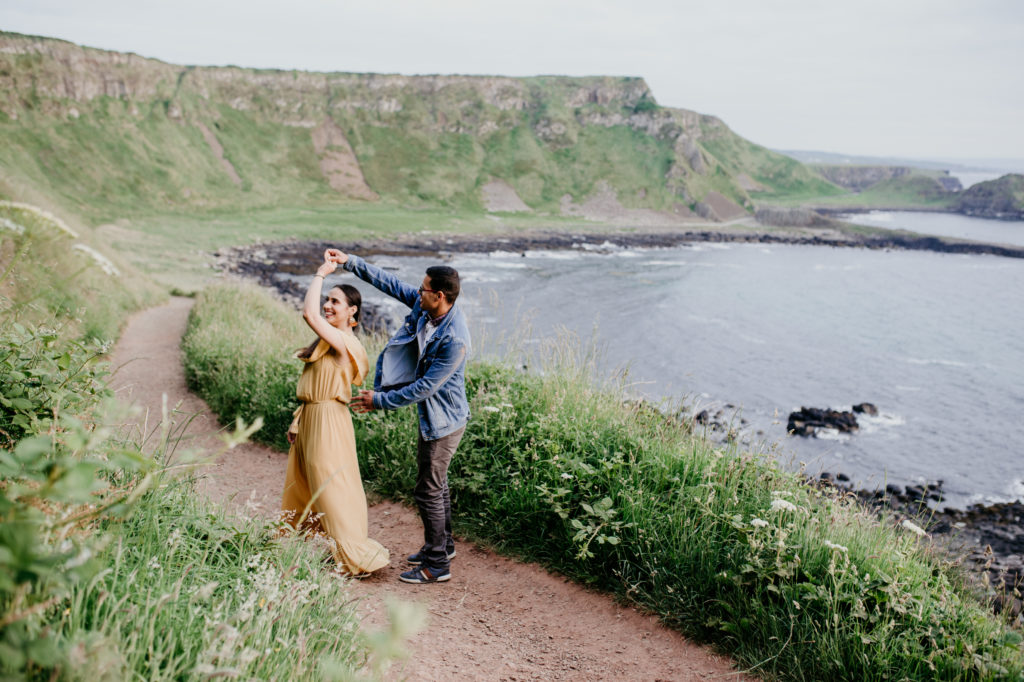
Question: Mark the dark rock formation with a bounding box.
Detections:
[787,406,859,437]
[852,402,878,416]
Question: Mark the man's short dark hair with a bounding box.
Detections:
[426,265,460,303]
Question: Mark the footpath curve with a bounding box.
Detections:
[109,297,751,681]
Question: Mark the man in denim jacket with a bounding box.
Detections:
[327,248,470,584]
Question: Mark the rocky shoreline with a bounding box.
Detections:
[217,226,1023,621]
[815,473,1023,622]
[220,226,1024,272]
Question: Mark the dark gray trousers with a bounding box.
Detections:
[414,426,464,571]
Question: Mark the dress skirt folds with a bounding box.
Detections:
[281,335,389,575]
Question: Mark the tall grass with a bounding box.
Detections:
[184,282,1024,681]
[1,226,416,679]
[59,472,398,681]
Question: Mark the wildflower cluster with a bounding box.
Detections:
[0,200,79,238]
[71,243,121,277]
[0,216,25,234]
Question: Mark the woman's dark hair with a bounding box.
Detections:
[425,265,460,303]
[297,284,362,359]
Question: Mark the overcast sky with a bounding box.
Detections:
[3,0,1022,162]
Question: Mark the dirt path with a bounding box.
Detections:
[109,297,752,681]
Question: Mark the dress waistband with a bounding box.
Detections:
[301,398,349,405]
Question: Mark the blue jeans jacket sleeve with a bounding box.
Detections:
[372,337,467,410]
[342,254,419,308]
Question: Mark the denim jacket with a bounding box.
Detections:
[342,254,471,441]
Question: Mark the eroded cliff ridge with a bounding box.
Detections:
[0,31,838,219]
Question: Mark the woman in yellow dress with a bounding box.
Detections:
[281,250,389,576]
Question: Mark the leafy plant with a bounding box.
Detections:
[0,322,110,447]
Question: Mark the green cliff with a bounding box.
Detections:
[0,31,840,222]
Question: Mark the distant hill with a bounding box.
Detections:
[0,31,841,223]
[955,174,1024,220]
[776,149,1004,173]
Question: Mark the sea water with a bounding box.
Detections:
[287,217,1024,508]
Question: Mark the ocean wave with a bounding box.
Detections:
[459,270,511,284]
[687,243,733,252]
[522,250,584,260]
[858,412,906,433]
[815,428,851,442]
[905,357,969,368]
[1009,479,1024,500]
[579,240,622,252]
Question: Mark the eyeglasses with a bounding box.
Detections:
[418,286,440,295]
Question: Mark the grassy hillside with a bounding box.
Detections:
[956,173,1024,219]
[0,31,839,224]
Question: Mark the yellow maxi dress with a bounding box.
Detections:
[281,335,389,575]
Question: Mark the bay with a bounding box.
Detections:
[839,210,1024,247]
[288,231,1024,509]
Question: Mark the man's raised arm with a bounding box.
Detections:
[326,248,418,308]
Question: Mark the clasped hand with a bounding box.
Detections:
[351,389,375,413]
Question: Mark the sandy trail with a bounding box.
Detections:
[108,297,751,681]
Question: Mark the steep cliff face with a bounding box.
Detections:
[0,32,836,220]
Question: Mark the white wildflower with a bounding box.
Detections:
[901,519,927,537]
[770,498,798,513]
[499,403,514,409]
[64,546,93,569]
[195,581,218,601]
[0,217,24,234]
[560,472,573,480]
[72,243,121,276]
[168,527,182,546]
[147,557,161,571]
[824,540,848,553]
[750,518,769,528]
[771,490,791,498]
[0,200,79,237]
[482,405,500,413]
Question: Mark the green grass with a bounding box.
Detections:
[0,205,415,680]
[184,281,1024,682]
[58,474,391,680]
[0,200,163,343]
[699,125,845,202]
